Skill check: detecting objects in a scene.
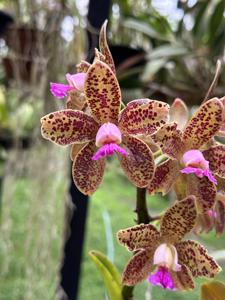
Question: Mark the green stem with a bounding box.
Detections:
[135,187,150,224]
[122,187,150,299]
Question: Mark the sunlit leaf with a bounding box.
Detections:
[89,250,122,300]
[201,281,225,300]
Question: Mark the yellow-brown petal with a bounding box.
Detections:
[99,20,116,74]
[40,110,98,146]
[203,145,225,178]
[118,135,155,188]
[122,249,153,286]
[118,99,169,136]
[183,98,223,150]
[186,175,217,214]
[176,240,221,278]
[171,264,195,291]
[76,60,91,73]
[215,194,225,236]
[70,143,86,161]
[85,60,121,124]
[152,123,184,159]
[72,141,106,195]
[147,159,180,196]
[160,196,197,244]
[169,98,189,130]
[117,224,160,252]
[66,90,86,110]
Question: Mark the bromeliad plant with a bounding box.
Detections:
[40,21,225,299]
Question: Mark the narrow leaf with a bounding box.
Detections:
[89,250,122,300]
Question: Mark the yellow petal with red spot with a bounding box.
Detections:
[118,135,155,188]
[176,240,221,278]
[40,110,98,146]
[119,99,169,136]
[117,223,160,252]
[99,20,116,74]
[152,123,184,159]
[171,264,194,291]
[186,175,216,214]
[122,249,153,286]
[72,141,106,195]
[183,98,223,150]
[147,159,180,196]
[85,60,121,124]
[203,145,225,178]
[160,196,197,244]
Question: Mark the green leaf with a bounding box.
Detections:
[201,281,225,300]
[192,1,210,37]
[0,88,8,128]
[148,45,189,59]
[209,0,225,42]
[89,250,122,300]
[141,58,167,82]
[123,18,172,41]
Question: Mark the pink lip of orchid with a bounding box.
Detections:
[148,243,181,290]
[180,150,217,185]
[50,72,86,98]
[148,266,176,290]
[92,122,128,160]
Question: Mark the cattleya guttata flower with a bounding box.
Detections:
[50,20,115,112]
[195,191,225,235]
[148,98,224,227]
[41,59,169,195]
[117,196,221,290]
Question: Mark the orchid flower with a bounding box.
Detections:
[41,60,169,195]
[195,191,225,235]
[50,72,86,99]
[117,196,221,290]
[148,98,224,219]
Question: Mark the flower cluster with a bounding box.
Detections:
[117,197,221,290]
[40,20,224,294]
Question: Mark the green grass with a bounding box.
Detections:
[0,150,225,300]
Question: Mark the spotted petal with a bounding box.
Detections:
[171,264,194,291]
[66,90,86,110]
[152,123,183,159]
[169,98,189,130]
[40,110,98,146]
[186,175,216,214]
[118,135,155,188]
[215,194,225,236]
[160,196,197,244]
[70,143,86,161]
[176,240,221,278]
[147,159,180,196]
[203,145,225,178]
[122,249,153,286]
[117,224,160,252]
[119,99,169,136]
[183,98,223,150]
[99,20,116,74]
[76,60,91,73]
[85,60,121,124]
[72,141,106,195]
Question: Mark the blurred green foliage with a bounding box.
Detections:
[111,0,225,104]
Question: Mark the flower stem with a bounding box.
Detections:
[122,187,150,299]
[135,187,150,224]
